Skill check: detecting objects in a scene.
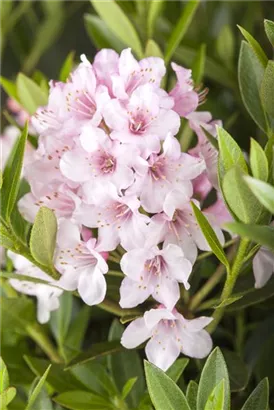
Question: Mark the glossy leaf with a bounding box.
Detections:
[84,14,125,51]
[59,51,75,82]
[260,61,274,119]
[264,19,274,47]
[16,73,48,115]
[26,365,51,410]
[244,176,274,214]
[204,379,225,410]
[166,358,189,383]
[165,0,199,64]
[192,44,206,85]
[186,380,198,410]
[240,378,269,410]
[91,0,143,58]
[223,167,264,223]
[53,391,112,410]
[147,0,164,37]
[250,138,269,181]
[238,25,268,67]
[144,361,191,410]
[191,202,229,268]
[30,207,57,268]
[238,41,268,133]
[197,348,230,410]
[145,39,163,58]
[226,223,274,251]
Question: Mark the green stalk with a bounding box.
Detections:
[207,239,249,333]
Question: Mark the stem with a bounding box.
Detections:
[26,324,62,363]
[197,238,236,262]
[98,298,142,317]
[108,255,121,264]
[107,270,124,277]
[207,239,249,334]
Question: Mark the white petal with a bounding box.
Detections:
[120,249,150,280]
[144,308,176,329]
[145,335,180,371]
[121,317,152,349]
[119,277,152,308]
[78,267,107,306]
[180,329,213,359]
[57,219,80,248]
[253,248,274,288]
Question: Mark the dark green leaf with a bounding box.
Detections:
[16,73,48,115]
[50,292,73,355]
[191,202,229,268]
[264,19,274,47]
[165,1,199,64]
[147,1,164,38]
[217,25,234,67]
[222,349,248,392]
[64,305,91,359]
[241,378,269,410]
[53,391,112,410]
[84,14,125,51]
[25,365,51,410]
[108,319,145,408]
[186,380,198,410]
[144,361,191,410]
[244,176,274,214]
[66,341,124,369]
[250,138,269,181]
[30,207,57,268]
[1,297,36,333]
[261,61,274,119]
[204,379,225,410]
[59,51,75,82]
[166,358,189,383]
[197,347,230,410]
[192,44,206,85]
[0,76,19,102]
[238,41,268,133]
[226,223,274,251]
[91,0,143,58]
[238,25,268,67]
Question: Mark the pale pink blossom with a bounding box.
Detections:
[8,251,63,324]
[121,305,213,370]
[1,125,20,170]
[55,220,108,305]
[203,192,233,228]
[253,247,274,289]
[187,111,222,144]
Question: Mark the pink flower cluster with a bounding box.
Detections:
[11,48,230,369]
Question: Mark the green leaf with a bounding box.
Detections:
[238,41,268,133]
[197,347,230,410]
[1,297,36,333]
[66,341,124,369]
[30,207,57,268]
[261,61,274,119]
[144,361,191,410]
[222,167,264,223]
[108,319,145,408]
[192,44,206,85]
[53,391,112,410]
[264,19,274,47]
[201,127,219,151]
[166,358,189,383]
[59,51,75,82]
[147,0,164,38]
[164,0,199,64]
[16,73,48,115]
[217,25,235,67]
[84,14,125,51]
[238,26,268,67]
[213,295,243,309]
[186,380,198,410]
[64,306,91,359]
[91,0,143,58]
[0,271,54,285]
[0,357,9,392]
[204,379,225,410]
[0,76,19,102]
[250,138,269,181]
[191,202,229,268]
[49,292,73,355]
[217,126,248,180]
[226,223,274,252]
[222,349,248,392]
[241,378,269,410]
[0,386,16,407]
[1,122,28,220]
[244,176,274,214]
[26,365,51,410]
[121,377,138,400]
[145,39,163,58]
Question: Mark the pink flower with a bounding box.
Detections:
[121,305,213,370]
[133,134,205,213]
[119,244,192,309]
[103,84,180,157]
[169,63,199,117]
[253,247,274,288]
[1,126,20,170]
[203,192,233,228]
[8,251,63,324]
[55,220,108,305]
[148,190,224,264]
[75,183,150,251]
[187,111,222,144]
[93,49,120,95]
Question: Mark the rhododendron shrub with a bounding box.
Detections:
[1,2,274,409]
